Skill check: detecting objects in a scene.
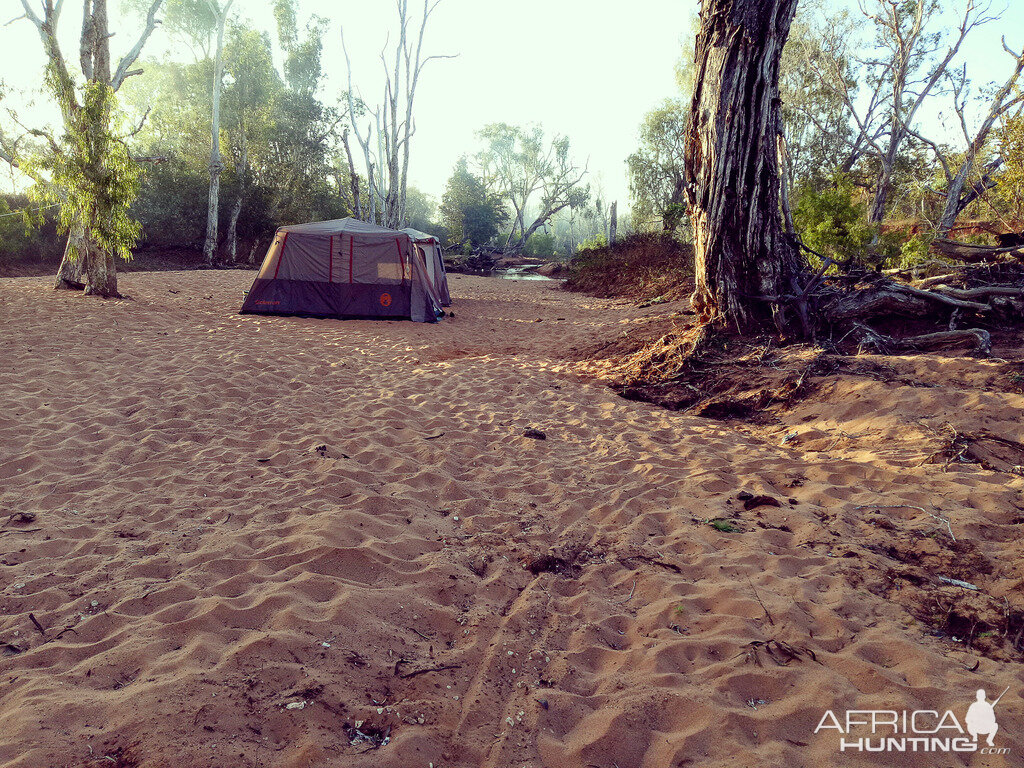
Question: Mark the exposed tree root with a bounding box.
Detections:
[809,262,1022,358]
[850,324,992,356]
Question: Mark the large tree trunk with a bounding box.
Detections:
[54,229,86,290]
[82,235,120,297]
[685,0,805,334]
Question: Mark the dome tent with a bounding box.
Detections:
[402,227,451,307]
[240,218,443,322]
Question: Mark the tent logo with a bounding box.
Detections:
[814,686,1011,754]
[380,292,392,307]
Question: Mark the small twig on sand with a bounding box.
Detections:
[614,578,638,605]
[852,503,927,514]
[938,576,978,590]
[409,627,432,641]
[748,578,775,626]
[394,660,461,679]
[28,613,46,636]
[928,513,956,542]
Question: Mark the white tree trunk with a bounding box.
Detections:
[203,2,233,264]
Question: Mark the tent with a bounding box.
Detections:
[402,228,451,306]
[240,218,443,322]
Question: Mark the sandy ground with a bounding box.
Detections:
[1,270,1024,768]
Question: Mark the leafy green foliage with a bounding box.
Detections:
[576,233,607,253]
[28,75,142,262]
[878,229,933,269]
[439,157,507,248]
[0,195,63,265]
[996,114,1024,223]
[626,99,688,234]
[793,176,874,263]
[121,16,347,250]
[780,2,858,189]
[522,232,555,258]
[273,0,328,96]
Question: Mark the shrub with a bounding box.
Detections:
[523,232,556,258]
[793,175,874,264]
[564,232,692,300]
[0,195,64,268]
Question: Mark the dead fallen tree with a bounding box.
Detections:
[618,261,1024,386]
[931,238,1024,264]
[816,265,1024,356]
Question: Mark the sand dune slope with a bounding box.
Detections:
[1,271,1023,768]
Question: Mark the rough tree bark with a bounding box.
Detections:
[608,201,617,246]
[685,0,805,334]
[54,227,86,290]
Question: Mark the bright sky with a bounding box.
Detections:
[2,0,1023,212]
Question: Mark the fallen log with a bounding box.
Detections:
[927,284,1024,301]
[821,284,985,323]
[931,238,1024,263]
[851,323,992,356]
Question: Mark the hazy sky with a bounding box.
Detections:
[2,0,1023,212]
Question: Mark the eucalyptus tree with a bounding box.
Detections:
[7,0,164,296]
[930,42,1024,236]
[685,0,806,333]
[625,99,688,233]
[341,0,452,228]
[149,0,236,263]
[438,157,507,248]
[475,123,589,253]
[221,25,275,259]
[202,0,234,263]
[857,0,994,224]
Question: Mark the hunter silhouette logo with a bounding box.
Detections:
[966,687,1007,747]
[814,685,1011,755]
[380,292,392,307]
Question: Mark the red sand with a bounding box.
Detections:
[1,270,1022,767]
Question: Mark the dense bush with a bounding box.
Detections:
[0,195,64,267]
[523,232,556,258]
[793,176,874,263]
[564,232,692,300]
